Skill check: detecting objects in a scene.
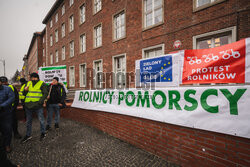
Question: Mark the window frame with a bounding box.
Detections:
[69,66,75,87]
[69,15,74,32]
[93,23,102,48]
[55,50,59,63]
[55,13,58,23]
[79,63,87,87]
[55,29,58,43]
[93,59,103,89]
[142,0,164,30]
[79,3,86,25]
[62,4,65,15]
[50,34,53,46]
[50,53,53,65]
[69,40,74,57]
[193,26,236,49]
[62,46,66,60]
[193,0,226,12]
[69,0,74,7]
[61,23,65,38]
[112,53,127,88]
[50,19,53,28]
[93,0,102,15]
[112,9,126,42]
[80,33,86,54]
[142,43,165,59]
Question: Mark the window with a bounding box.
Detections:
[79,64,86,87]
[62,4,65,15]
[61,23,65,37]
[143,0,163,28]
[94,24,102,48]
[62,46,65,60]
[55,50,59,63]
[193,26,236,49]
[93,0,102,14]
[69,66,75,87]
[55,13,58,22]
[80,4,86,24]
[142,44,164,59]
[80,34,86,53]
[113,11,125,40]
[70,41,74,57]
[93,60,102,88]
[69,15,74,32]
[43,37,45,43]
[50,53,53,65]
[69,0,74,7]
[50,35,53,46]
[113,55,126,88]
[50,20,53,28]
[194,0,225,11]
[55,29,58,42]
[43,49,45,57]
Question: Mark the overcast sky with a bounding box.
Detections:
[0,0,55,79]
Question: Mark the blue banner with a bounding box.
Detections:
[140,55,173,83]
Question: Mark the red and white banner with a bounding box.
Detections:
[181,38,250,84]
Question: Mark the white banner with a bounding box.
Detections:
[72,86,250,139]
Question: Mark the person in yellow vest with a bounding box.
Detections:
[21,73,48,143]
[0,76,22,140]
[19,78,27,122]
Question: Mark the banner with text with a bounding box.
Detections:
[181,38,250,84]
[72,86,250,138]
[38,65,67,86]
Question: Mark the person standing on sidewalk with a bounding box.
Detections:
[0,76,22,139]
[46,77,66,130]
[19,78,27,122]
[21,73,48,142]
[0,76,15,153]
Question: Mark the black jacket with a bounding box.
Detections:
[47,83,66,107]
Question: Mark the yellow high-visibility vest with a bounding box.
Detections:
[8,85,15,106]
[19,84,26,100]
[24,81,44,103]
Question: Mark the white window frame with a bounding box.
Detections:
[193,0,226,12]
[80,33,86,53]
[43,37,45,43]
[62,46,66,60]
[55,29,58,43]
[93,23,102,48]
[50,53,53,65]
[50,20,53,28]
[79,63,87,87]
[79,4,86,24]
[113,10,126,41]
[143,0,164,30]
[69,40,74,57]
[93,59,103,88]
[142,43,165,59]
[43,49,45,57]
[193,26,236,49]
[55,50,59,63]
[69,15,74,32]
[93,0,102,14]
[50,35,53,46]
[112,54,126,88]
[55,13,58,22]
[69,66,75,87]
[62,4,65,15]
[69,0,74,7]
[61,23,65,37]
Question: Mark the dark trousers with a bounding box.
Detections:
[0,135,16,167]
[0,112,12,147]
[12,108,18,134]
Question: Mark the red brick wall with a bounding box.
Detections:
[60,107,250,167]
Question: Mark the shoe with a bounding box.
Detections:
[55,123,59,129]
[14,132,22,139]
[40,133,46,141]
[21,135,32,143]
[5,146,12,153]
[46,125,51,131]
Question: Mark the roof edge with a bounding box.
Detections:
[42,0,63,24]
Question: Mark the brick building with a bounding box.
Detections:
[41,0,250,90]
[33,0,250,166]
[26,30,46,75]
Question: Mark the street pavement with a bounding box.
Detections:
[8,118,178,167]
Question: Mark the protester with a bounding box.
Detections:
[0,76,22,139]
[19,78,27,122]
[0,76,15,153]
[46,77,66,130]
[21,73,48,142]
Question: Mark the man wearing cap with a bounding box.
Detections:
[46,77,66,130]
[21,73,48,142]
[0,76,22,139]
[0,76,15,153]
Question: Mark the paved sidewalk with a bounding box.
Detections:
[8,118,178,167]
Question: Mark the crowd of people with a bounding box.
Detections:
[0,73,66,167]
